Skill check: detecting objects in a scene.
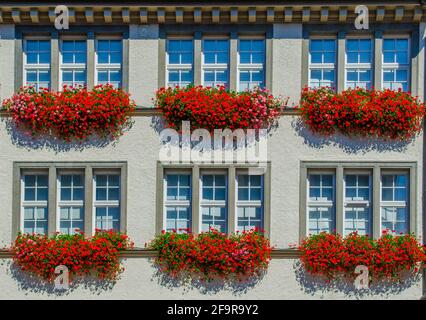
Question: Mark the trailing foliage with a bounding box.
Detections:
[2,85,135,141]
[148,228,273,281]
[11,230,133,282]
[298,87,425,140]
[155,86,284,132]
[298,231,426,282]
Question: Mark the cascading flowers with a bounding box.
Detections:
[298,231,426,282]
[298,87,425,140]
[2,85,136,141]
[155,85,285,132]
[11,230,134,282]
[148,228,273,281]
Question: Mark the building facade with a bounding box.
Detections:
[0,0,425,299]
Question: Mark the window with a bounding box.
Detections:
[236,174,263,232]
[382,38,409,91]
[302,163,415,238]
[309,39,336,88]
[345,39,373,89]
[166,39,194,87]
[95,39,122,88]
[307,173,336,235]
[202,39,229,88]
[381,173,409,234]
[164,173,192,233]
[60,40,87,88]
[238,39,265,91]
[21,173,49,234]
[344,173,371,236]
[58,173,84,234]
[200,173,227,233]
[24,39,51,91]
[94,173,121,232]
[160,165,270,236]
[15,163,126,237]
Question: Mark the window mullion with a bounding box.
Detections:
[337,32,346,93]
[373,165,381,239]
[50,32,59,91]
[194,32,202,86]
[374,31,383,89]
[228,166,236,234]
[87,32,95,90]
[192,165,200,234]
[84,166,93,236]
[47,166,57,235]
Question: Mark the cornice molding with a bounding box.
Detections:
[0,5,423,24]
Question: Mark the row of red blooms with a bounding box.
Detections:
[298,87,425,140]
[2,85,425,141]
[147,228,272,281]
[2,85,135,141]
[299,231,426,282]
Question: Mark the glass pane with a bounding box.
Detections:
[347,52,358,64]
[383,39,394,51]
[96,188,107,201]
[24,207,34,220]
[24,188,35,201]
[61,187,72,201]
[37,188,48,201]
[382,175,394,187]
[108,187,120,201]
[250,188,261,201]
[383,52,395,64]
[202,188,213,200]
[395,175,407,187]
[60,207,69,220]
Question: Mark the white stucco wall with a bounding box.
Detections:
[0,22,423,299]
[128,24,160,107]
[0,25,15,102]
[0,117,423,299]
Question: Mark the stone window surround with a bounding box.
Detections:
[299,161,417,240]
[12,161,128,240]
[14,26,130,92]
[156,162,272,237]
[301,23,420,95]
[158,24,273,92]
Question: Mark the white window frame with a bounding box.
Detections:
[199,171,228,233]
[380,171,409,234]
[20,170,49,235]
[166,37,194,88]
[56,171,85,235]
[163,171,192,233]
[94,37,123,88]
[308,36,337,89]
[343,171,372,236]
[381,35,410,92]
[237,36,265,91]
[307,170,336,235]
[345,36,373,89]
[59,37,87,90]
[93,170,121,233]
[23,37,51,91]
[235,173,264,232]
[201,37,230,88]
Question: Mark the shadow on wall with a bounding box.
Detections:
[151,116,280,149]
[291,118,414,154]
[5,260,117,296]
[2,119,123,153]
[150,261,266,296]
[293,260,421,299]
